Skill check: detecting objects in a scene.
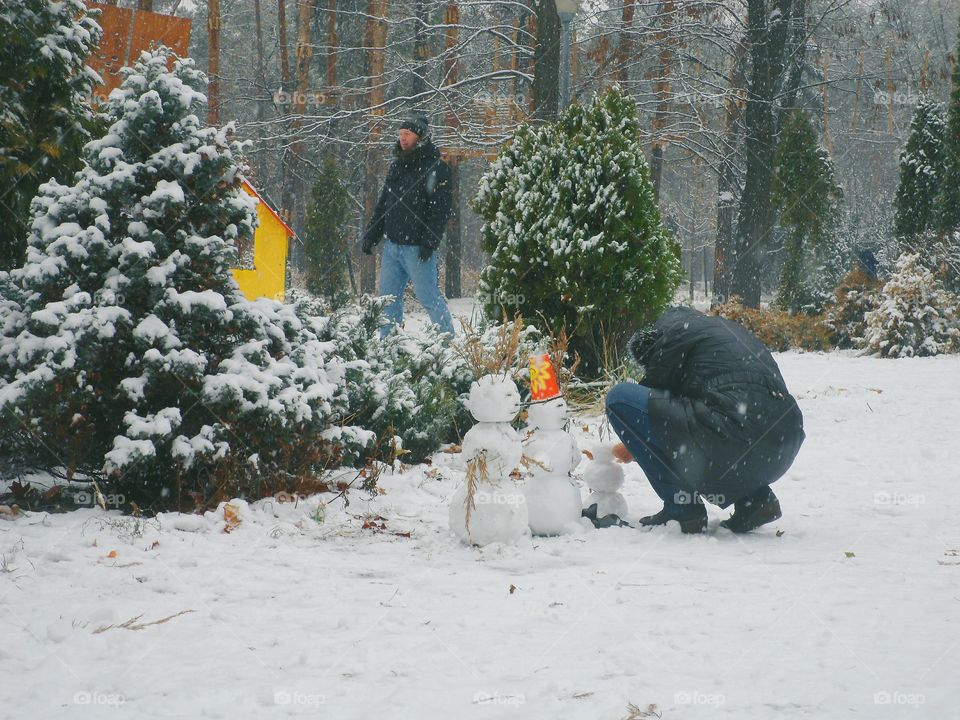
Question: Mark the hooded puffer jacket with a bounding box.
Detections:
[629,306,805,505]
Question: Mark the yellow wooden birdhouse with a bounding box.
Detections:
[233,180,294,302]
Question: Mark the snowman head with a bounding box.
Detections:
[589,444,617,464]
[464,374,522,423]
[526,397,568,430]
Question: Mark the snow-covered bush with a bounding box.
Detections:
[308,293,475,464]
[823,267,882,349]
[863,253,960,358]
[474,86,682,376]
[899,230,960,295]
[0,0,103,270]
[0,50,374,509]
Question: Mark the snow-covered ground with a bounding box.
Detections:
[3,344,959,718]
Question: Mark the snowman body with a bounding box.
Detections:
[449,375,529,546]
[582,445,629,519]
[522,398,583,536]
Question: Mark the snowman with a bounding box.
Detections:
[581,444,629,520]
[449,374,529,546]
[522,354,583,536]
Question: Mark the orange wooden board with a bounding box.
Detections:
[87,3,192,104]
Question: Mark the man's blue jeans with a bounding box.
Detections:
[605,382,697,510]
[378,240,455,337]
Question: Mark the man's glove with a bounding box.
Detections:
[418,244,434,262]
[361,234,377,255]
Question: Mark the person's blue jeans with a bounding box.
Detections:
[378,240,455,338]
[605,382,698,512]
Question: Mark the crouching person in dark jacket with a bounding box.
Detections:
[604,306,805,534]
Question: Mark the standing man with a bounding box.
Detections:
[603,306,805,534]
[361,114,455,337]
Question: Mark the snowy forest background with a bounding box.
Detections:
[166,0,959,301]
[7,0,959,300]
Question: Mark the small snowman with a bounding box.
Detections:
[522,354,583,536]
[582,444,629,520]
[449,374,529,546]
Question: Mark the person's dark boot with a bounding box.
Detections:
[721,486,781,533]
[639,497,707,535]
[582,503,632,529]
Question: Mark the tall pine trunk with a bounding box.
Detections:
[729,0,796,307]
[532,0,560,122]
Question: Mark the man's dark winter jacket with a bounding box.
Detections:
[362,139,452,252]
[629,306,805,506]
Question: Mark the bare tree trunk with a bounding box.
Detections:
[278,0,291,91]
[649,0,674,203]
[821,50,832,152]
[443,3,462,298]
[254,0,267,123]
[361,0,389,294]
[714,45,747,305]
[729,0,797,307]
[326,0,338,88]
[278,0,294,223]
[207,0,221,125]
[532,0,560,122]
[288,0,315,248]
[445,161,462,298]
[615,0,635,86]
[411,0,429,96]
[850,50,863,137]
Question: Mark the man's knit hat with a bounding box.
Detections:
[399,114,429,138]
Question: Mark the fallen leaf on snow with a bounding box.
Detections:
[223,502,241,532]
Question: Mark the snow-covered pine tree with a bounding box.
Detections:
[772,111,846,314]
[863,253,960,358]
[0,0,103,270]
[303,156,352,305]
[474,86,682,376]
[0,49,372,509]
[936,20,960,234]
[894,98,947,241]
